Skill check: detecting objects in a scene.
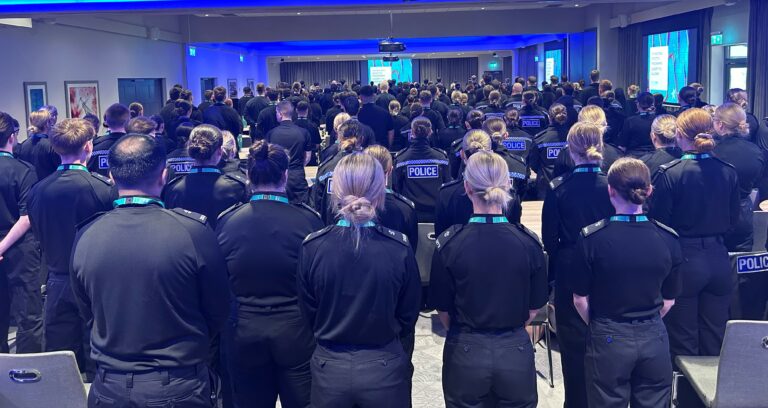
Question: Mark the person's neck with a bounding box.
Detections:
[118,188,161,198]
[613,201,643,215]
[253,185,286,193]
[0,145,12,153]
[573,158,599,167]
[195,158,220,167]
[279,118,292,123]
[60,155,87,165]
[472,203,503,215]
[656,143,675,150]
[109,128,126,134]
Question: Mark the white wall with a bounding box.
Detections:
[0,21,184,139]
[184,46,264,103]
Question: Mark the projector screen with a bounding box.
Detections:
[367,59,413,83]
[545,49,563,80]
[645,29,697,104]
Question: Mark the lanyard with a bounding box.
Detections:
[681,153,711,160]
[573,167,601,174]
[336,220,376,228]
[57,164,89,172]
[468,216,509,224]
[189,167,221,174]
[113,197,165,208]
[0,152,13,158]
[250,194,289,204]
[610,215,649,222]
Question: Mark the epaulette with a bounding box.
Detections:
[166,174,185,186]
[440,179,462,190]
[580,219,608,238]
[295,202,322,220]
[713,156,736,169]
[224,172,248,186]
[90,172,114,186]
[217,203,244,221]
[389,190,415,209]
[170,207,208,225]
[394,147,409,158]
[450,138,463,149]
[549,174,570,190]
[374,225,410,247]
[303,225,333,244]
[317,153,335,168]
[435,224,463,251]
[651,219,679,238]
[431,147,448,157]
[515,223,543,248]
[533,129,549,139]
[657,159,682,174]
[76,211,106,230]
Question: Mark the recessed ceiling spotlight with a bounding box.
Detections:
[296,12,301,15]
[204,14,210,17]
[481,7,486,10]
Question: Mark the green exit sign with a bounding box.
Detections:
[488,60,499,70]
[711,33,723,45]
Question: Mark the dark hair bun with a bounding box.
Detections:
[187,125,223,161]
[247,141,289,187]
[250,140,270,161]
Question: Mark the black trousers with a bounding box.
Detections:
[553,247,589,408]
[224,305,314,408]
[44,274,94,378]
[287,170,309,205]
[585,317,672,408]
[310,339,409,408]
[0,233,42,353]
[442,328,537,408]
[89,363,214,407]
[664,237,734,360]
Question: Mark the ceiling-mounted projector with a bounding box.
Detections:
[379,40,406,53]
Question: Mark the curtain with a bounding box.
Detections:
[516,45,537,81]
[503,56,513,81]
[617,24,643,89]
[279,61,359,85]
[696,7,713,101]
[749,0,768,119]
[417,57,478,84]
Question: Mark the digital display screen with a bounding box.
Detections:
[645,29,696,104]
[545,49,562,80]
[367,58,413,83]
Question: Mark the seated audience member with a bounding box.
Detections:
[71,133,230,407]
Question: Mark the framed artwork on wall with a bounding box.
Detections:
[227,78,238,98]
[65,80,100,119]
[247,78,255,92]
[23,82,48,125]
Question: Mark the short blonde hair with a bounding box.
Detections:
[364,145,393,173]
[221,130,238,159]
[388,100,401,116]
[482,117,506,144]
[462,130,492,157]
[568,122,604,162]
[333,112,351,134]
[27,109,51,134]
[651,115,677,145]
[578,105,607,133]
[464,150,512,210]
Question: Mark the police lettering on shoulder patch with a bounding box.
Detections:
[547,147,562,159]
[521,117,542,128]
[407,165,439,179]
[98,155,109,170]
[171,163,193,174]
[502,139,527,151]
[326,178,333,194]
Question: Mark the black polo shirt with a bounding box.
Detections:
[87,132,126,177]
[358,102,394,147]
[0,152,37,233]
[15,133,61,181]
[266,121,312,171]
[203,103,243,138]
[162,166,248,228]
[434,177,522,236]
[640,147,683,177]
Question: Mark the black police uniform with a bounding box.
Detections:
[27,164,116,377]
[203,102,243,138]
[166,147,195,177]
[256,103,279,140]
[429,215,548,408]
[295,116,322,166]
[245,96,270,128]
[617,112,656,157]
[217,192,323,408]
[219,157,246,177]
[0,151,42,353]
[297,221,421,408]
[434,125,464,154]
[648,153,739,358]
[573,214,682,408]
[494,143,530,199]
[392,139,451,223]
[518,104,550,137]
[87,131,126,177]
[358,102,394,147]
[640,146,683,177]
[379,189,419,252]
[603,102,626,145]
[502,126,535,163]
[15,133,61,180]
[310,149,351,225]
[324,105,343,143]
[71,196,230,408]
[552,145,624,179]
[541,164,614,408]
[422,107,446,132]
[162,166,248,229]
[391,114,411,152]
[447,139,464,180]
[434,176,522,236]
[266,121,313,203]
[529,124,569,198]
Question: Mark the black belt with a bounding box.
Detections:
[679,236,724,244]
[238,300,298,312]
[317,339,397,351]
[98,362,205,386]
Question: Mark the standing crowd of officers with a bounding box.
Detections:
[0,69,766,408]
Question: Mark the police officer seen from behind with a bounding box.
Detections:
[217,140,323,408]
[639,115,682,177]
[518,91,550,137]
[27,118,117,379]
[88,103,129,176]
[297,153,421,408]
[617,92,656,158]
[166,123,196,177]
[266,101,313,203]
[418,91,446,132]
[430,150,548,408]
[162,124,247,229]
[71,134,230,407]
[529,103,569,198]
[648,108,739,362]
[541,122,614,408]
[483,117,529,199]
[434,109,465,153]
[295,101,322,166]
[502,108,535,163]
[572,158,682,408]
[393,117,451,223]
[16,108,60,180]
[0,112,42,354]
[358,85,395,148]
[204,86,243,139]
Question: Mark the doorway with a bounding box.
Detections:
[201,77,217,93]
[118,78,165,116]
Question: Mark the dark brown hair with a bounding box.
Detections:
[607,158,651,205]
[126,116,157,136]
[549,103,568,125]
[247,140,288,187]
[188,124,223,161]
[411,117,432,139]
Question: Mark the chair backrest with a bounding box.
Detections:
[751,211,768,252]
[714,320,768,407]
[0,351,87,408]
[415,223,436,285]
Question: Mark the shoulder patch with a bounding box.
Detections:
[169,207,208,225]
[224,172,248,185]
[217,203,244,221]
[166,174,185,186]
[580,219,608,238]
[374,225,410,247]
[651,219,679,238]
[549,175,568,190]
[657,159,682,173]
[435,224,463,251]
[295,202,322,220]
[389,191,415,209]
[450,138,463,148]
[76,211,107,230]
[90,172,114,186]
[440,179,462,190]
[303,225,333,244]
[516,224,543,248]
